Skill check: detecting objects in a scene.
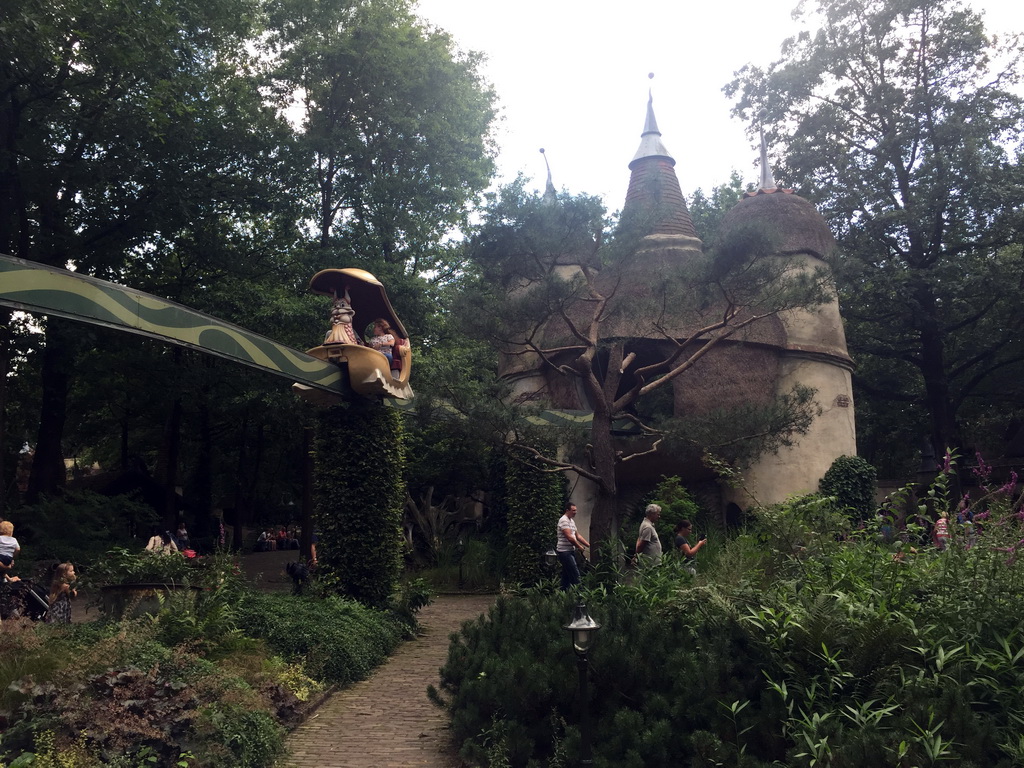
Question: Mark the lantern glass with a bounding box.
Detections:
[564,603,601,656]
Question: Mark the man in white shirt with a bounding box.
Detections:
[556,502,589,590]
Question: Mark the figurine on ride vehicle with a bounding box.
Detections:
[300,268,413,402]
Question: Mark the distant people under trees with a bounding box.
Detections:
[146,528,179,554]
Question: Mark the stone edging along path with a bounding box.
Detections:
[278,593,495,768]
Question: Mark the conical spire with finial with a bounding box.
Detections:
[744,125,793,198]
[629,74,675,168]
[620,73,699,243]
[540,148,557,205]
[758,127,777,190]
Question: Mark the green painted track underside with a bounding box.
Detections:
[0,254,608,427]
[0,254,347,397]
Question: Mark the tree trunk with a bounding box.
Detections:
[232,412,251,530]
[913,283,961,457]
[582,343,623,555]
[155,397,183,530]
[586,411,619,554]
[301,425,314,562]
[26,319,74,503]
[119,389,131,470]
[190,394,214,544]
[0,309,10,515]
[245,421,266,516]
[920,328,960,457]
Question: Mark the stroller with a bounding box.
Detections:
[0,578,51,622]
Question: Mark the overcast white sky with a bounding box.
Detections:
[414,0,1024,211]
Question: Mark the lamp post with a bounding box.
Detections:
[544,548,558,575]
[456,537,465,589]
[564,602,600,766]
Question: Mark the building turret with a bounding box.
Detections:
[618,80,701,253]
[710,129,857,506]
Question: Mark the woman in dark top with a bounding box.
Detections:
[674,520,707,576]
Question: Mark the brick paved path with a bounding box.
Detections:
[279,593,495,768]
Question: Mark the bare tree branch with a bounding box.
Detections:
[618,436,665,463]
[507,442,602,483]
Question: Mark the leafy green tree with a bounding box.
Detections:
[688,171,749,243]
[460,181,827,548]
[257,0,502,533]
[727,0,1024,470]
[261,0,496,273]
[0,0,294,504]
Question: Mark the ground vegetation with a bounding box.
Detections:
[432,457,1024,767]
[0,551,424,767]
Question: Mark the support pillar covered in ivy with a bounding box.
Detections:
[313,400,405,607]
[503,445,565,587]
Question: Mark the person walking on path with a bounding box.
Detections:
[633,503,663,566]
[674,520,707,576]
[556,502,589,590]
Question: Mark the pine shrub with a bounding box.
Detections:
[234,592,404,685]
[435,464,1024,767]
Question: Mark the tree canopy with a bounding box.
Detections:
[0,0,498,521]
[727,0,1024,473]
[261,0,496,271]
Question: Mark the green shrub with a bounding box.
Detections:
[429,592,579,766]
[391,577,434,627]
[819,455,878,519]
[234,592,404,685]
[194,704,283,768]
[435,464,1024,768]
[85,548,244,589]
[0,592,300,768]
[7,491,157,564]
[417,538,501,592]
[86,546,195,586]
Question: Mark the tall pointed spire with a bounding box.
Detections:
[620,73,699,244]
[745,124,793,198]
[758,127,777,190]
[540,148,557,205]
[629,74,674,168]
